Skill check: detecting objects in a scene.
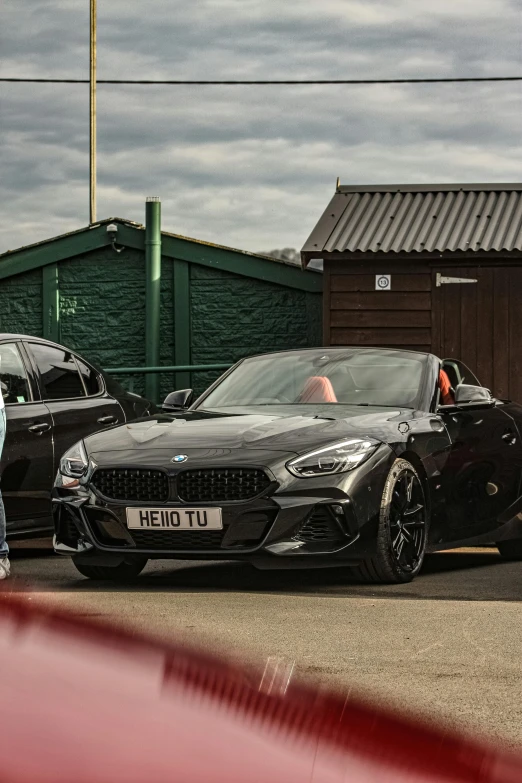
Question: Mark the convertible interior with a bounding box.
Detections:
[295,364,421,407]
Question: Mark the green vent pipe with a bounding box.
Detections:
[145,197,161,403]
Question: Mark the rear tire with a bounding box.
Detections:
[73,557,148,582]
[496,540,522,561]
[351,459,428,584]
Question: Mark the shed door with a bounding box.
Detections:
[431,266,521,401]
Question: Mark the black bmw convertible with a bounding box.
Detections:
[53,347,522,583]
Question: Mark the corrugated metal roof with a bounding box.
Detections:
[301,184,522,258]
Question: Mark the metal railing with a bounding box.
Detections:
[103,363,232,397]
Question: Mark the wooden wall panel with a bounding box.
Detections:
[322,262,331,345]
[331,292,431,311]
[459,266,478,373]
[331,328,431,345]
[475,267,493,391]
[326,259,522,401]
[326,262,432,350]
[331,310,430,328]
[441,268,461,359]
[509,268,522,403]
[326,260,431,275]
[432,265,519,400]
[430,270,442,359]
[331,274,431,292]
[493,268,510,399]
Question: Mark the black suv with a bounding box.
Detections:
[0,335,152,540]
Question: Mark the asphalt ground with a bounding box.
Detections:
[6,542,522,750]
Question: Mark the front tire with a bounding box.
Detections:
[73,557,148,582]
[352,459,428,584]
[496,540,522,561]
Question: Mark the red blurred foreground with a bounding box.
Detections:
[0,593,521,783]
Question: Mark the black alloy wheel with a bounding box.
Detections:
[352,459,428,584]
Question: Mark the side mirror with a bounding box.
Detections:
[162,389,193,412]
[454,384,493,406]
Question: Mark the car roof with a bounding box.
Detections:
[0,334,81,353]
[0,334,104,372]
[0,333,56,343]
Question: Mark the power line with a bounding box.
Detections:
[1,76,522,85]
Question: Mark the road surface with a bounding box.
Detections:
[7,542,522,749]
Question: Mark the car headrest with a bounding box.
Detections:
[439,369,454,405]
[299,376,338,403]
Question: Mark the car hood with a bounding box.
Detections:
[85,405,413,456]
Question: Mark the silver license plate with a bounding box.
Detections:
[126,507,222,530]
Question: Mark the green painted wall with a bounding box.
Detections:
[59,247,177,399]
[0,245,322,403]
[59,246,146,366]
[190,266,322,393]
[0,269,42,336]
[159,258,176,399]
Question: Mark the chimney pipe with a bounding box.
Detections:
[145,197,161,403]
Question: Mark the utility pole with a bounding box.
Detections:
[89,0,97,224]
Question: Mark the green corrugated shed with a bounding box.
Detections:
[0,218,322,400]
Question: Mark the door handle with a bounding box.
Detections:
[28,422,51,435]
[97,415,118,425]
[502,431,517,445]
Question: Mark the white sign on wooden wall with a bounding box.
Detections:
[375,274,391,291]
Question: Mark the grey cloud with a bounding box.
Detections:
[1,0,521,254]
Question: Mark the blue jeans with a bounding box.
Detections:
[0,410,7,556]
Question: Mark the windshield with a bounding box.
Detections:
[198,349,428,409]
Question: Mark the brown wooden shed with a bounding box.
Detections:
[301,183,522,401]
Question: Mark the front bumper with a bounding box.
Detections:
[53,446,394,567]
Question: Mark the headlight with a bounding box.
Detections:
[286,438,379,478]
[59,441,88,479]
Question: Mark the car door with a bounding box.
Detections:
[437,359,522,542]
[25,341,124,474]
[0,341,54,533]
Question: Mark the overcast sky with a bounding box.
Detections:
[1,0,521,255]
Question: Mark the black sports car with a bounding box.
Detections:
[53,347,522,583]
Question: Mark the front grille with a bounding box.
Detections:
[130,529,224,550]
[177,468,271,503]
[91,468,169,503]
[296,506,345,544]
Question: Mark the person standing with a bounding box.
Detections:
[0,385,9,579]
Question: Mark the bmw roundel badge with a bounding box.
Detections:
[171,454,188,463]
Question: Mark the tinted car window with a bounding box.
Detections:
[75,357,101,396]
[0,343,31,404]
[29,343,86,400]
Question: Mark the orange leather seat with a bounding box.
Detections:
[439,369,454,405]
[299,376,338,403]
